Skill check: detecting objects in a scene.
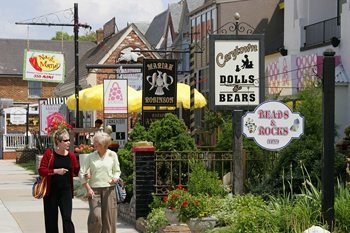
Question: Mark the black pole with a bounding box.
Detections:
[189,44,195,135]
[322,49,335,232]
[74,3,80,128]
[26,103,29,146]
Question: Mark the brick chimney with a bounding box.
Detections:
[96,28,104,44]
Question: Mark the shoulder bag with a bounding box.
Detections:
[115,178,127,203]
[32,150,53,199]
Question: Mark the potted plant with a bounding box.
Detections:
[74,143,94,166]
[162,184,216,229]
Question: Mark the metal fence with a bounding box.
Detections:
[155,151,232,195]
[154,150,278,196]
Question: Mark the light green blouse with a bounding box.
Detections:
[79,149,121,188]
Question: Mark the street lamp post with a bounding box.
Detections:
[74,3,81,128]
[231,12,244,194]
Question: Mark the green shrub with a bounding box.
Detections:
[334,181,350,232]
[145,207,168,233]
[211,195,278,232]
[187,159,226,197]
[147,113,196,151]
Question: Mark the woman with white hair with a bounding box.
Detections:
[79,131,121,233]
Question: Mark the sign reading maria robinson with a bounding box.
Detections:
[209,34,265,110]
[142,59,177,107]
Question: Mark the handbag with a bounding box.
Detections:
[115,178,127,203]
[32,150,53,199]
[32,176,48,199]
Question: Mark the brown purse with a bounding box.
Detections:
[32,151,53,199]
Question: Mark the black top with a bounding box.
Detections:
[51,151,72,191]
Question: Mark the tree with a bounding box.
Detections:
[51,31,96,42]
[51,31,73,41]
[147,113,196,151]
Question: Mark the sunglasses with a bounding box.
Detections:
[61,139,70,142]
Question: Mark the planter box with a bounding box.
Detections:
[187,217,217,233]
[164,208,180,225]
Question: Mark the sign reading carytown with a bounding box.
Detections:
[242,101,304,151]
[23,49,65,83]
[142,59,177,107]
[209,34,264,110]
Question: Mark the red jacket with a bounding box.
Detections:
[38,148,79,197]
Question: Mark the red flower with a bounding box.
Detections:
[177,184,182,190]
[182,201,189,207]
[162,196,168,202]
[171,194,176,199]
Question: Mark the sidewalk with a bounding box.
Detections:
[0,160,139,233]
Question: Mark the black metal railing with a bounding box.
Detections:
[154,151,277,196]
[303,16,341,49]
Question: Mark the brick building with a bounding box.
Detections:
[0,39,95,158]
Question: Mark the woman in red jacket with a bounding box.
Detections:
[38,129,79,233]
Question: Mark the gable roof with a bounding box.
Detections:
[0,39,95,76]
[55,23,159,96]
[145,10,169,48]
[169,2,185,34]
[130,22,150,35]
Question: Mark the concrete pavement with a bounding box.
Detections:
[0,159,139,233]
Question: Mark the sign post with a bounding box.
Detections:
[321,49,335,232]
[209,33,264,194]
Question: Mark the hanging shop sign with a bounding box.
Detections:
[104,79,128,114]
[119,66,143,91]
[39,100,67,136]
[104,118,128,149]
[9,107,26,125]
[242,101,304,151]
[142,59,177,107]
[209,34,265,110]
[23,49,65,83]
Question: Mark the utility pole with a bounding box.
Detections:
[73,3,80,128]
[16,3,91,128]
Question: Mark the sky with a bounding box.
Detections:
[0,0,179,40]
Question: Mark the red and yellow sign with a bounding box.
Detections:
[23,49,65,83]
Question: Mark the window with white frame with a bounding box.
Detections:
[28,81,42,98]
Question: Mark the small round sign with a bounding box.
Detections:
[242,101,304,151]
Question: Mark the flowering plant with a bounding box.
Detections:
[45,112,72,136]
[162,184,207,222]
[75,143,94,154]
